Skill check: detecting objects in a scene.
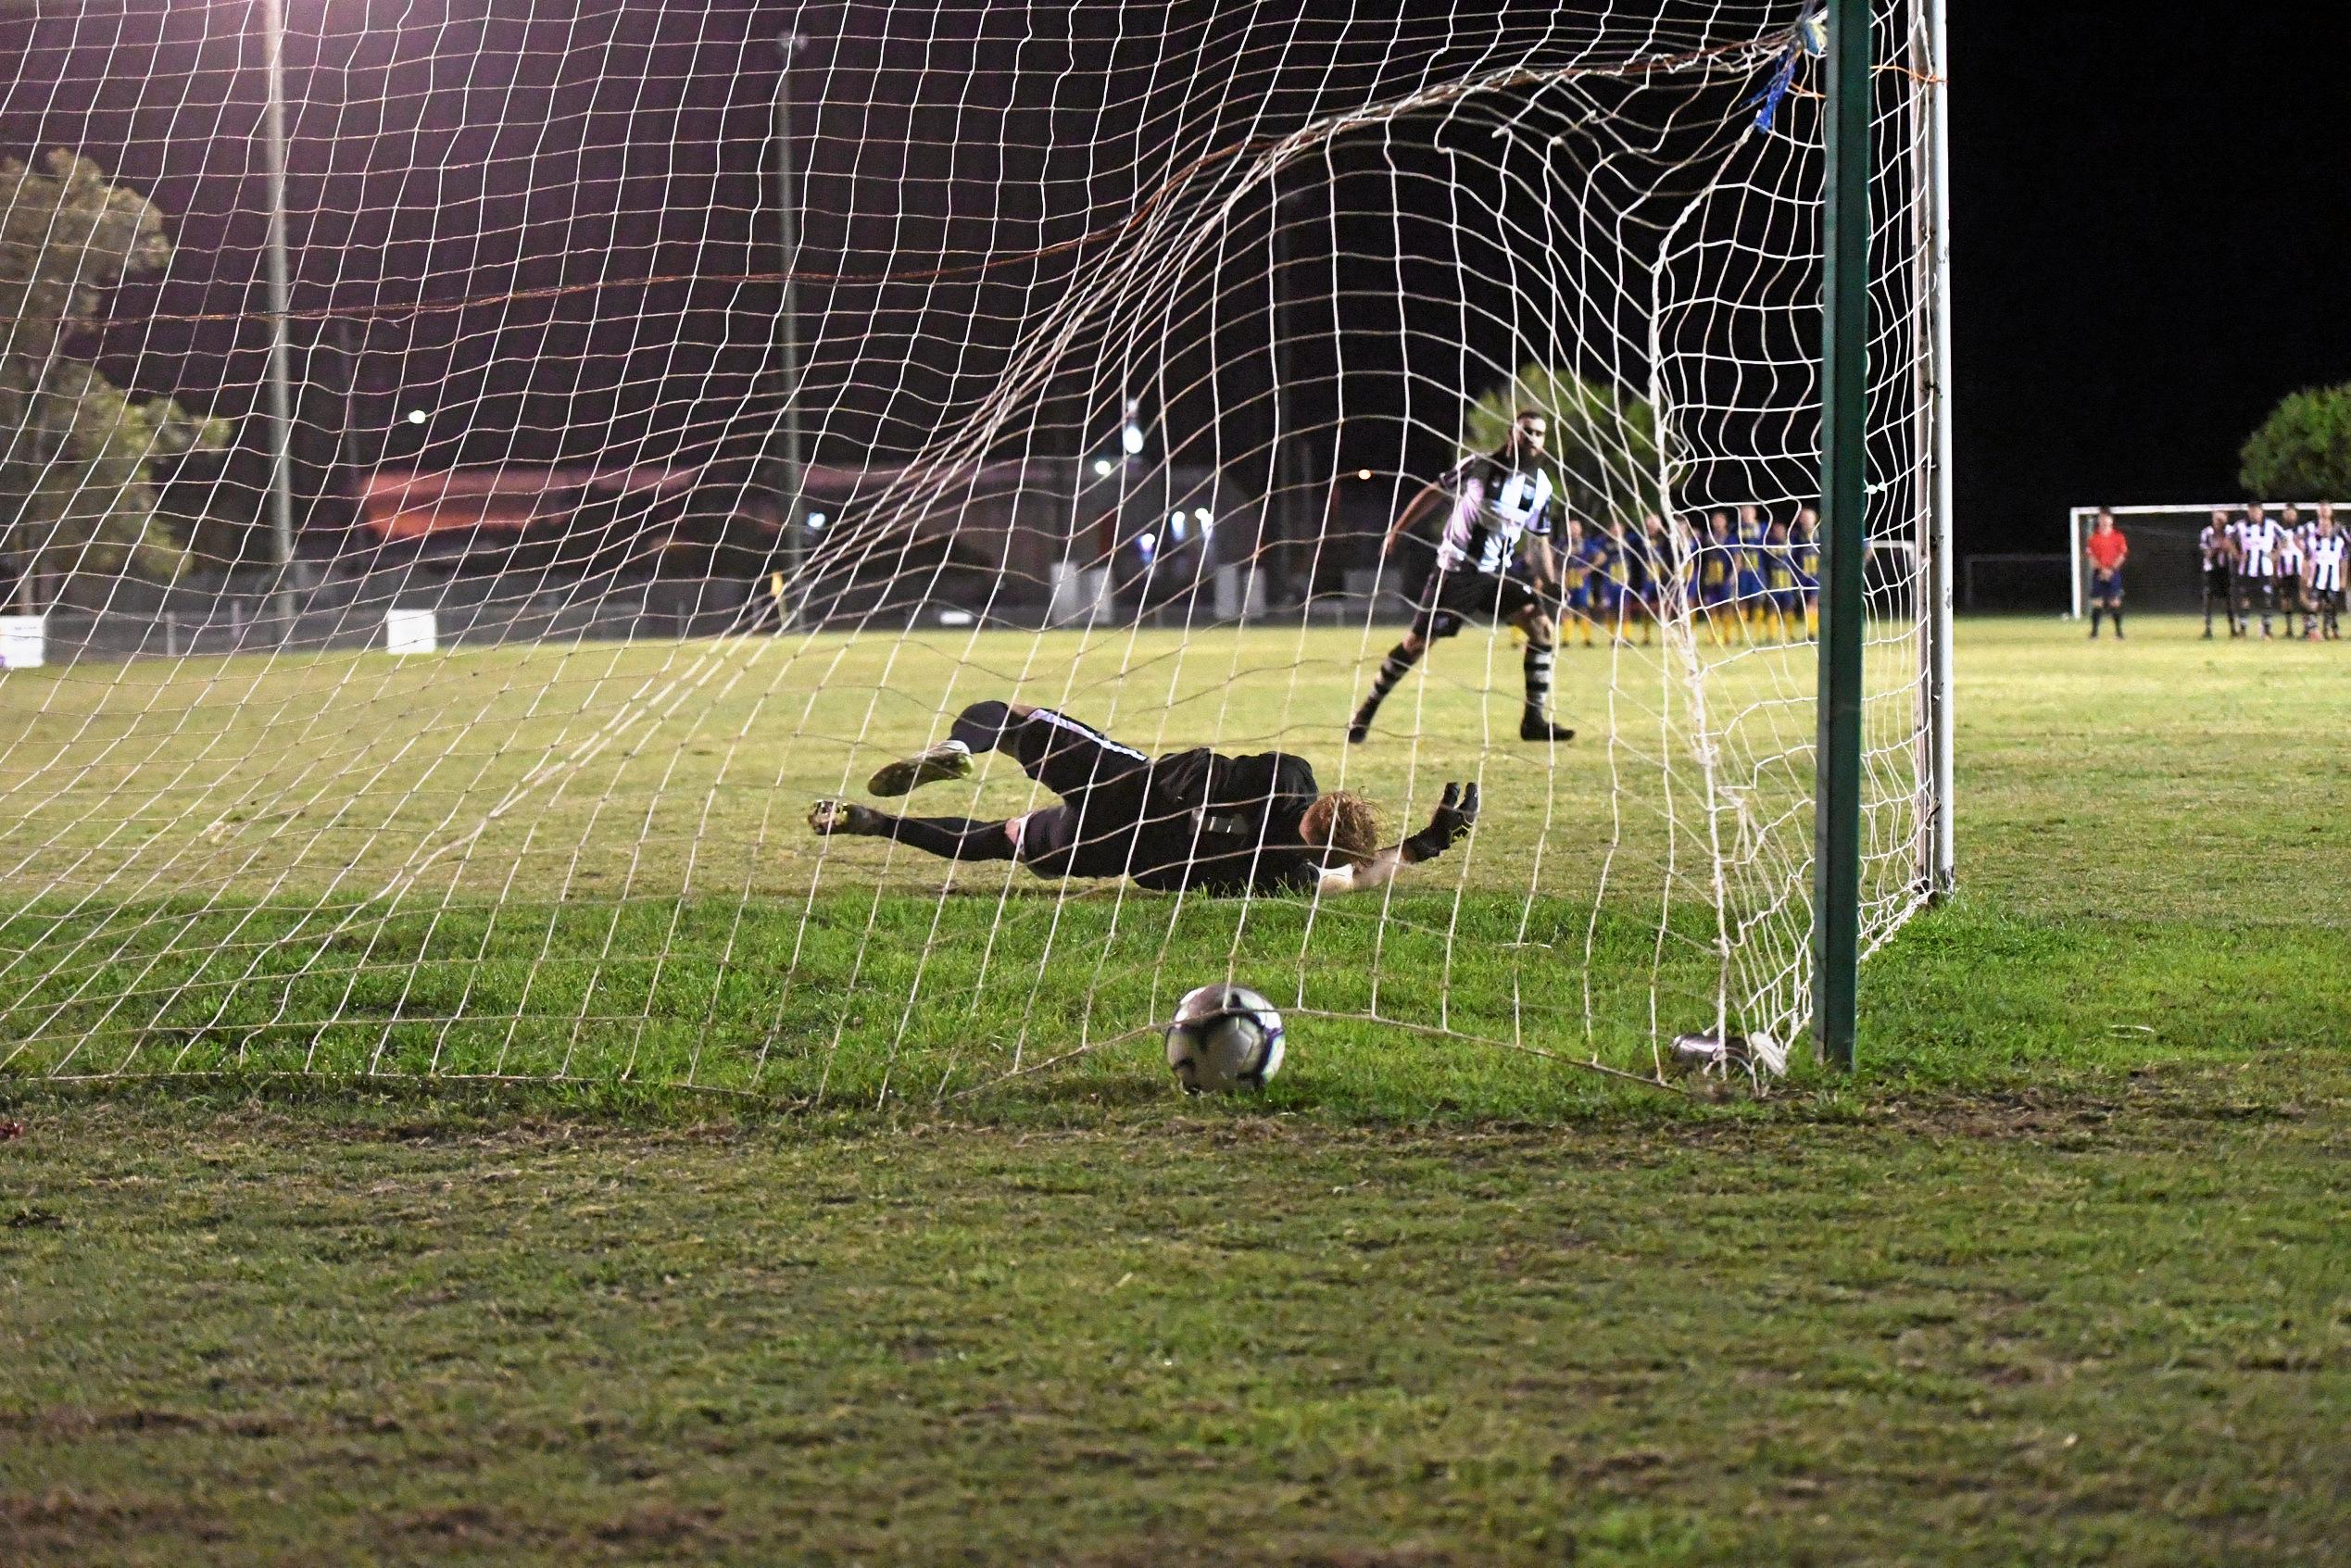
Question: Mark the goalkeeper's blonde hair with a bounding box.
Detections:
[1301,791,1381,870]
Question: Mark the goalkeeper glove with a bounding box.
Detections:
[1403,782,1479,861]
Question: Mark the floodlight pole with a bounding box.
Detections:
[259,0,300,628]
[773,24,810,628]
[1813,0,1872,1073]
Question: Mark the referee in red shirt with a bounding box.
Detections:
[2084,508,2130,639]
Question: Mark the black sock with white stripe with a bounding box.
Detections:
[1522,643,1554,721]
[1358,644,1422,719]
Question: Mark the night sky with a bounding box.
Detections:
[1953,6,2350,542]
[1,1,2339,556]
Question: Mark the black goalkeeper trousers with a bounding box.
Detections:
[949,700,1150,799]
[871,703,1149,872]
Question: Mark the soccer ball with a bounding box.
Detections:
[1164,985,1286,1094]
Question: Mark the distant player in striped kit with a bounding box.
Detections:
[1354,409,1574,745]
[2276,504,2308,638]
[2199,508,2239,637]
[2307,504,2346,641]
[2234,503,2281,638]
[2083,508,2128,639]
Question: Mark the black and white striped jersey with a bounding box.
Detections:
[2277,522,2308,574]
[1434,454,1553,576]
[2199,524,2234,569]
[2235,518,2280,578]
[2309,532,2348,594]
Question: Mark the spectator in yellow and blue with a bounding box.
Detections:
[1556,515,1598,646]
[1642,512,1677,611]
[1733,504,1771,636]
[1763,515,1802,641]
[1698,508,1736,641]
[1598,516,1653,646]
[1575,512,1615,629]
[1792,506,1821,639]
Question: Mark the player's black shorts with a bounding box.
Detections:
[2310,585,2345,614]
[2088,568,2122,602]
[2235,574,2273,607]
[1009,790,1142,880]
[2203,566,2232,598]
[1411,567,1542,641]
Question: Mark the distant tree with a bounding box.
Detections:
[2239,383,2351,501]
[2,149,229,610]
[1463,364,1678,527]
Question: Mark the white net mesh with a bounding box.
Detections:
[1,1,1944,1103]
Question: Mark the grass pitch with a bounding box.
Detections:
[0,611,1894,1104]
[2,615,2347,1564]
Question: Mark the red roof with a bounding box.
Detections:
[355,466,702,541]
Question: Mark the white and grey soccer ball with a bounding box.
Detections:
[1164,985,1286,1094]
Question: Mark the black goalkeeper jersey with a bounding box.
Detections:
[1124,746,1327,896]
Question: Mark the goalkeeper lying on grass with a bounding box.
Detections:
[809,700,1477,897]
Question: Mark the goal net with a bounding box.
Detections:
[1,1,1948,1105]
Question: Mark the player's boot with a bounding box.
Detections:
[866,738,974,797]
[1347,705,1377,745]
[809,798,883,835]
[1518,713,1576,744]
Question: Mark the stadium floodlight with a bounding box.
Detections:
[0,0,1950,1103]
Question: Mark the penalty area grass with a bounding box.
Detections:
[0,615,2347,1563]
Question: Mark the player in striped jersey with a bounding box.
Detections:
[2199,509,2239,637]
[2276,505,2308,637]
[2307,503,2345,641]
[1354,409,1574,745]
[2234,503,2281,638]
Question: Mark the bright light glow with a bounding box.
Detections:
[1092,458,1114,477]
[1169,517,1187,542]
[1357,468,1373,480]
[1192,508,1213,526]
[1137,532,1158,558]
[806,511,828,529]
[405,408,428,426]
[1121,423,1145,455]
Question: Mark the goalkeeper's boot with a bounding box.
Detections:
[809,798,883,835]
[1519,712,1576,744]
[866,738,974,797]
[1346,706,1376,745]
